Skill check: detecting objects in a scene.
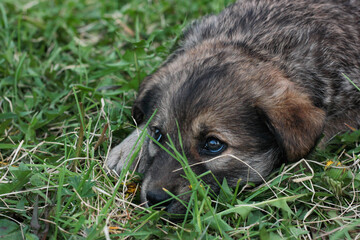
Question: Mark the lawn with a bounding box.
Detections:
[0,0,359,239]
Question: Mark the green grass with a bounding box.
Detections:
[0,0,359,239]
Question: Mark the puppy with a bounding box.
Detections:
[107,0,360,214]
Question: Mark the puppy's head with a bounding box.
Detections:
[133,42,325,214]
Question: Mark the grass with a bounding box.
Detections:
[0,0,359,239]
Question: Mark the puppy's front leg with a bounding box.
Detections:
[106,124,149,174]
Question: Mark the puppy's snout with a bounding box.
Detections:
[146,189,172,209]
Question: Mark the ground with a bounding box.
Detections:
[0,0,359,239]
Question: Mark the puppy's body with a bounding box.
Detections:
[107,0,360,214]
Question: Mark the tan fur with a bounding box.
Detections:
[107,0,360,214]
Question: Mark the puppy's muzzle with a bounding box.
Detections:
[145,189,173,210]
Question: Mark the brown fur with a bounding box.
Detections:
[107,0,360,214]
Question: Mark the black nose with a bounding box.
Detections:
[146,189,172,209]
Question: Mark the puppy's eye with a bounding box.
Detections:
[202,137,226,155]
[153,128,163,142]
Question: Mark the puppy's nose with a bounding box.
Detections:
[146,189,171,208]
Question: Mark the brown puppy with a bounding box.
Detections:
[107,0,360,214]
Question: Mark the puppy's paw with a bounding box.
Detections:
[106,125,147,174]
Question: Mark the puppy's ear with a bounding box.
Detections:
[257,82,325,162]
[132,76,161,124]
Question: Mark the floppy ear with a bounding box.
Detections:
[132,76,161,124]
[257,83,326,162]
